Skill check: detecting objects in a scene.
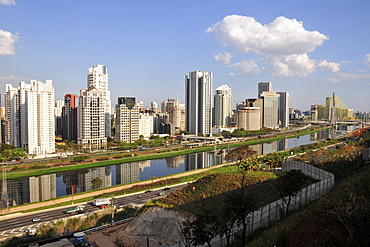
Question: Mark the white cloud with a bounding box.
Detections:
[365,53,370,67]
[228,59,261,76]
[0,29,19,56]
[0,74,28,84]
[214,52,233,64]
[206,15,328,56]
[318,60,340,72]
[0,0,16,5]
[326,72,370,83]
[206,15,340,78]
[262,54,316,77]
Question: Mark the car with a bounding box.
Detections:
[32,218,41,222]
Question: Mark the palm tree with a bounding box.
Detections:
[266,153,287,169]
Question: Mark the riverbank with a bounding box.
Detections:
[2,125,332,180]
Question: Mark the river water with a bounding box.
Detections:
[2,125,358,206]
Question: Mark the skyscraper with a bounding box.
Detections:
[87,65,111,137]
[185,71,213,136]
[260,91,280,129]
[5,80,55,156]
[277,92,290,128]
[115,97,140,143]
[214,84,233,127]
[78,86,107,151]
[258,82,273,98]
[61,94,78,142]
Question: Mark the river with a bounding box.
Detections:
[2,125,358,207]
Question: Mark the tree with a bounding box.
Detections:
[91,177,103,190]
[222,171,258,246]
[242,156,260,171]
[182,205,219,247]
[266,152,287,169]
[225,145,257,170]
[275,169,309,216]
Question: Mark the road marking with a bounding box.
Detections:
[10,229,15,233]
[0,231,7,235]
[19,227,24,231]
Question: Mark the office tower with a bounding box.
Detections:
[78,86,107,151]
[246,98,263,128]
[150,101,158,113]
[277,92,290,128]
[162,98,182,135]
[235,104,261,131]
[87,65,111,137]
[139,113,153,139]
[260,91,280,129]
[258,82,273,98]
[54,100,64,136]
[185,71,213,136]
[115,97,140,143]
[5,80,55,156]
[61,94,78,142]
[214,84,233,127]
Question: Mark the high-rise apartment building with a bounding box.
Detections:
[5,80,55,156]
[139,113,153,139]
[55,100,64,136]
[61,94,78,142]
[277,92,290,128]
[185,71,213,136]
[258,82,273,98]
[162,98,182,135]
[87,65,111,137]
[260,91,280,129]
[214,84,233,127]
[78,86,107,151]
[115,97,140,143]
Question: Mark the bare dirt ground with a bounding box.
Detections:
[87,222,129,247]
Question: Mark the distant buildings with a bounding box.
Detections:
[213,84,233,127]
[258,82,273,98]
[5,80,55,156]
[260,91,280,129]
[185,71,213,136]
[162,98,184,135]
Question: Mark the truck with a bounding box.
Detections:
[93,198,111,207]
[64,205,85,214]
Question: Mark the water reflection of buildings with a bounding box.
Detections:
[165,156,184,169]
[185,150,227,171]
[116,162,140,184]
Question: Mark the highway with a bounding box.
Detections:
[0,183,187,238]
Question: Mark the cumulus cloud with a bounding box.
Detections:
[228,59,262,76]
[0,29,19,56]
[317,60,340,72]
[214,52,233,64]
[0,0,17,5]
[206,15,328,56]
[206,15,340,77]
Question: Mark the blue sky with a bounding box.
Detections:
[0,0,369,112]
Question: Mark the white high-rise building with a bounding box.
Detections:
[185,71,213,136]
[78,86,107,151]
[162,98,182,135]
[277,92,290,128]
[139,113,153,139]
[87,65,111,137]
[5,80,55,156]
[260,91,280,129]
[115,97,140,143]
[214,84,233,127]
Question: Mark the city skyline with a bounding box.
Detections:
[0,1,370,111]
